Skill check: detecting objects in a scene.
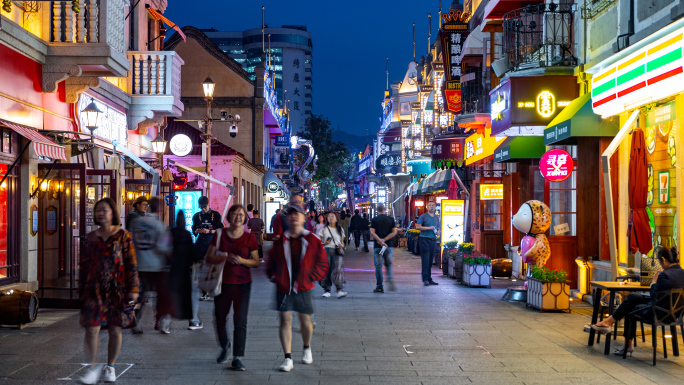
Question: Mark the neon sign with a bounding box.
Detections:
[540,149,573,182]
[536,91,556,118]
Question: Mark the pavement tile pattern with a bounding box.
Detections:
[2,241,684,384]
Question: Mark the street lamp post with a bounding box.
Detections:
[202,77,215,201]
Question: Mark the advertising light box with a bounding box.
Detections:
[440,200,466,248]
[174,190,203,239]
[480,184,504,200]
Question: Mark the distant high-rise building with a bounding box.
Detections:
[203,26,313,134]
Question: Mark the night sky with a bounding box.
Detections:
[164,0,448,137]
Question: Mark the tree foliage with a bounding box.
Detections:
[297,114,352,183]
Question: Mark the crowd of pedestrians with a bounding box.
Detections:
[76,193,427,383]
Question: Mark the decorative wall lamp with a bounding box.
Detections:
[50,180,65,199]
[151,134,168,154]
[82,98,103,136]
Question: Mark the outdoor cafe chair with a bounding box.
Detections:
[624,288,684,365]
[597,274,646,346]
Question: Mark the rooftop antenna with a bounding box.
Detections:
[261,6,265,52]
[428,13,432,56]
[268,33,272,69]
[412,23,416,62]
[439,0,442,28]
[386,57,389,91]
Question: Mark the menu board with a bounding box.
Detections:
[440,200,466,248]
[644,101,677,256]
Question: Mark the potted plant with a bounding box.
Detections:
[462,252,492,288]
[397,229,407,248]
[442,240,459,276]
[407,229,420,254]
[526,265,570,312]
[453,242,475,280]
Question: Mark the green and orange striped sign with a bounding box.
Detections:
[591,26,684,117]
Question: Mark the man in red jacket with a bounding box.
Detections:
[267,204,329,372]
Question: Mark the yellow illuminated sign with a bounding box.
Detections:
[440,200,466,254]
[480,184,504,200]
[537,91,555,117]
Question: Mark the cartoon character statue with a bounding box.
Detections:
[512,200,551,266]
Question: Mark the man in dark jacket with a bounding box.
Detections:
[126,196,148,230]
[191,196,223,262]
[349,210,363,251]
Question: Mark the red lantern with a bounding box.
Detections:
[540,149,572,182]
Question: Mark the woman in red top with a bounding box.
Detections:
[205,204,259,371]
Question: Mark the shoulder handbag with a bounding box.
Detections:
[328,227,345,256]
[198,229,225,297]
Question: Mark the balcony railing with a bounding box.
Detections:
[48,0,126,55]
[127,52,183,100]
[461,67,491,115]
[502,2,576,71]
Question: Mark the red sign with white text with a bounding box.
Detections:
[540,149,573,182]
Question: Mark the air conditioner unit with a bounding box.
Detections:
[491,58,511,77]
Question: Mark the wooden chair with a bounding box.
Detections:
[625,288,684,365]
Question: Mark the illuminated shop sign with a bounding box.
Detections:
[464,127,506,165]
[591,25,684,118]
[169,134,192,157]
[480,184,504,200]
[76,94,127,144]
[540,149,573,182]
[440,200,466,247]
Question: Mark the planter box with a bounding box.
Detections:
[462,263,491,288]
[526,278,571,312]
[443,253,451,276]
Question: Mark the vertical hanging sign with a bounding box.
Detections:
[440,10,470,114]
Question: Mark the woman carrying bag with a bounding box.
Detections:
[317,212,347,298]
[205,204,259,371]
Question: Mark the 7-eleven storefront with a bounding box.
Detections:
[588,19,684,281]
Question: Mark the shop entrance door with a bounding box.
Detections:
[479,179,505,261]
[37,164,116,308]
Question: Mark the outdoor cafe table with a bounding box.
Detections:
[588,281,651,355]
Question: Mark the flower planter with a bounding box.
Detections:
[525,278,571,312]
[452,252,464,281]
[462,263,491,288]
[442,253,451,276]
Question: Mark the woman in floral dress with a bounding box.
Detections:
[78,198,140,384]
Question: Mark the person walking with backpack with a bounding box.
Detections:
[317,212,347,298]
[267,205,329,372]
[349,210,363,250]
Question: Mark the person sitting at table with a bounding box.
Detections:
[591,246,684,355]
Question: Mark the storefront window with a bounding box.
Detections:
[0,160,19,283]
[549,150,577,236]
[483,200,502,230]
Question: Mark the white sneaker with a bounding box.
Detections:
[279,358,294,372]
[102,365,116,382]
[322,292,331,298]
[336,291,347,298]
[302,347,313,364]
[79,365,103,385]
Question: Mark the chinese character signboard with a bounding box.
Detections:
[540,149,573,182]
[489,76,577,136]
[375,153,403,175]
[464,127,506,165]
[440,10,470,114]
[377,188,387,205]
[274,135,290,147]
[174,190,203,238]
[431,137,465,168]
[480,184,504,200]
[441,200,466,250]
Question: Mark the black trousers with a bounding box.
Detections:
[612,293,650,321]
[214,282,251,356]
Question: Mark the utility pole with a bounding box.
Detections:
[205,97,212,202]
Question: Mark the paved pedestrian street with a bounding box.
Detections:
[2,243,684,385]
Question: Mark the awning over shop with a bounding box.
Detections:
[407,159,435,180]
[0,119,67,160]
[485,0,543,19]
[544,93,618,146]
[382,127,402,144]
[494,136,546,163]
[148,8,186,41]
[418,169,456,195]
